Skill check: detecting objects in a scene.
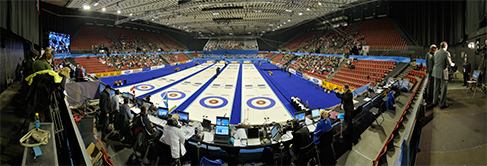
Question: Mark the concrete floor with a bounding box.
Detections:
[416,81,487,165]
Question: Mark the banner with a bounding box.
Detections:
[132,68,143,73]
[321,81,345,93]
[296,71,303,78]
[143,67,151,71]
[309,76,322,85]
[122,70,133,75]
[94,71,122,78]
[207,61,214,64]
[289,68,296,75]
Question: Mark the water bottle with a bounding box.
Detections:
[35,113,40,128]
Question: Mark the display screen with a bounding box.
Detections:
[136,98,143,106]
[215,125,229,135]
[294,112,306,121]
[179,112,189,122]
[216,117,229,126]
[203,119,211,130]
[311,109,320,118]
[271,126,278,138]
[473,71,480,79]
[49,31,70,53]
[158,108,168,117]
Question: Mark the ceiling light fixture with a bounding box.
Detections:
[130,13,133,16]
[117,10,121,14]
[318,2,322,5]
[298,12,302,15]
[307,8,310,11]
[93,2,99,6]
[288,20,291,22]
[83,5,90,10]
[213,12,219,15]
[285,9,292,12]
[102,7,106,11]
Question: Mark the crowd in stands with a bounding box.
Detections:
[298,31,365,55]
[293,55,342,76]
[201,54,260,59]
[204,40,257,50]
[94,35,164,54]
[279,54,294,64]
[98,53,167,70]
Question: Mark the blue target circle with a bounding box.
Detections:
[247,97,276,110]
[200,96,229,109]
[135,84,155,91]
[161,91,186,100]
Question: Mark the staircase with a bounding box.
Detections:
[390,18,416,46]
[104,27,122,48]
[162,34,188,50]
[325,60,347,82]
[184,53,195,59]
[348,21,362,35]
[268,53,280,61]
[153,33,171,51]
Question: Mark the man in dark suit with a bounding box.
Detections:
[99,85,113,141]
[335,84,355,144]
[426,44,437,102]
[463,57,471,86]
[22,49,40,79]
[432,42,452,109]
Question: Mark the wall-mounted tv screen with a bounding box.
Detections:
[49,31,70,53]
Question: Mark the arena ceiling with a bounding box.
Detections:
[48,0,364,35]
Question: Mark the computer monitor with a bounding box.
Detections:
[178,111,189,123]
[472,71,480,80]
[271,126,278,138]
[122,92,130,98]
[311,109,320,119]
[216,116,229,126]
[215,125,229,136]
[294,112,306,122]
[158,107,168,118]
[202,119,211,131]
[143,101,153,112]
[248,128,259,139]
[136,98,143,106]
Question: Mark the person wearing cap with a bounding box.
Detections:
[99,85,113,141]
[313,109,332,147]
[426,44,437,102]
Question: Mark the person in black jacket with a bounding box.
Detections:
[335,84,355,145]
[22,49,40,79]
[463,57,472,86]
[99,85,113,141]
[289,119,312,164]
[139,105,162,139]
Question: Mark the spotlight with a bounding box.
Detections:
[102,7,106,11]
[83,5,90,10]
[318,2,322,5]
[468,42,476,49]
[288,20,291,22]
[129,13,133,16]
[117,10,121,14]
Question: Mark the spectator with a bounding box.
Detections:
[23,49,40,78]
[32,51,53,72]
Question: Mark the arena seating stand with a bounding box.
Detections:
[73,57,115,74]
[356,18,407,50]
[281,32,312,51]
[270,53,284,63]
[109,28,137,38]
[331,59,396,89]
[71,26,111,50]
[136,31,164,48]
[153,33,184,51]
[174,53,190,62]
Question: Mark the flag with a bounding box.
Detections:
[162,92,169,108]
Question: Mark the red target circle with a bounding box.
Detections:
[209,100,219,104]
[256,100,266,105]
[141,86,148,89]
[169,93,178,97]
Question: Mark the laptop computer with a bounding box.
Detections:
[271,126,282,142]
[213,125,229,144]
[202,119,211,131]
[247,128,261,146]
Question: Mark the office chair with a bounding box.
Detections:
[296,141,317,166]
[317,129,336,165]
[156,142,181,166]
